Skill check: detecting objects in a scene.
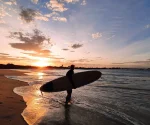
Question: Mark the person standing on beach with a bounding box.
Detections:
[66,65,76,104]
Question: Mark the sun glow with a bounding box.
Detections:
[33,60,50,67]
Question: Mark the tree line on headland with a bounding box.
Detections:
[0,63,149,70]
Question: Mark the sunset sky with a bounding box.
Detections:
[0,0,150,68]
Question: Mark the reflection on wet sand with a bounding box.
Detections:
[63,105,71,125]
[22,90,48,125]
[33,103,125,125]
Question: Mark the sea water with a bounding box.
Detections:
[6,69,150,125]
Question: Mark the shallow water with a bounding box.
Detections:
[7,69,150,125]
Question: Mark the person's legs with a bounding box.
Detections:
[66,89,72,103]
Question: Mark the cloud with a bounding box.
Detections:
[0,5,11,18]
[69,58,93,63]
[35,11,49,21]
[0,52,62,65]
[46,0,68,12]
[19,8,60,23]
[112,59,150,65]
[52,17,67,22]
[4,0,17,5]
[63,0,79,3]
[50,57,64,60]
[35,11,59,22]
[81,0,86,5]
[0,5,11,24]
[19,8,37,23]
[23,51,65,60]
[96,57,102,59]
[0,53,30,63]
[9,29,51,52]
[128,60,150,64]
[106,35,115,40]
[71,44,83,49]
[22,50,51,58]
[0,53,9,56]
[145,24,150,29]
[92,32,102,39]
[78,59,92,62]
[31,0,38,4]
[112,62,122,65]
[45,12,59,18]
[62,48,69,51]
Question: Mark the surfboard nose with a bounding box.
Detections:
[99,71,102,77]
[95,71,102,78]
[95,71,102,80]
[40,82,54,92]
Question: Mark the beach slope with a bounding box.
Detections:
[0,70,27,125]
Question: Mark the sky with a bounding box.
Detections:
[0,0,150,68]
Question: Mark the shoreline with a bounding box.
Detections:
[0,69,28,125]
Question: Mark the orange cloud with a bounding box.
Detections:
[9,29,51,52]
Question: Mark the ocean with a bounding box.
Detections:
[6,69,150,125]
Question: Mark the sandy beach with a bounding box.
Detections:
[0,70,27,125]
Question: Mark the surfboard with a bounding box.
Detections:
[40,70,102,92]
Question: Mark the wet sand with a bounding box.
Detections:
[33,104,127,125]
[0,69,27,125]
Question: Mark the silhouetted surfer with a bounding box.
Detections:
[66,65,76,104]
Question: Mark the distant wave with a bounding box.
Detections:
[95,86,150,91]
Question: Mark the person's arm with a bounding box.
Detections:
[69,76,76,89]
[66,70,76,89]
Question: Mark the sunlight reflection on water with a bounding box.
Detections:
[37,72,44,80]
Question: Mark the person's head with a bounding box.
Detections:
[70,65,75,70]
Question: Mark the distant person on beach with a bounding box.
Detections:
[66,65,76,104]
